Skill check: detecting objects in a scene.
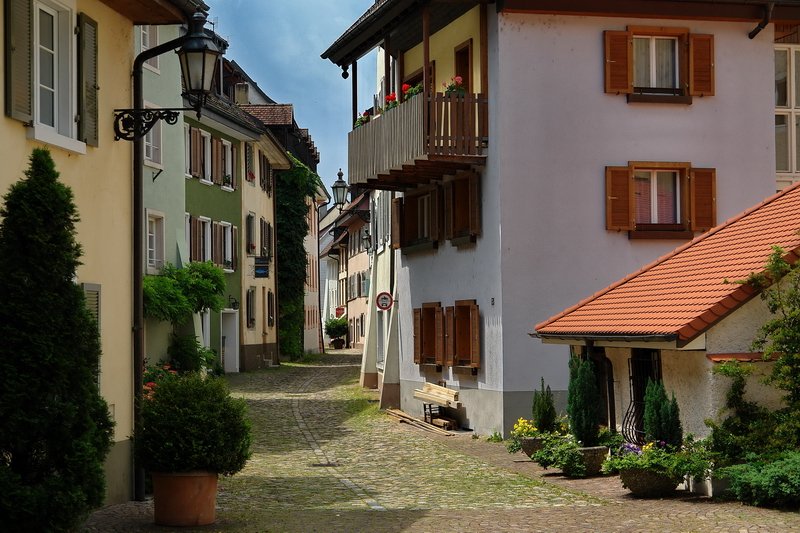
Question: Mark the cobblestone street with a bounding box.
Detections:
[85,352,800,532]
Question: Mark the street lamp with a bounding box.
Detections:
[113,10,221,141]
[331,168,370,222]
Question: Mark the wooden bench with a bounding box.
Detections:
[413,382,459,424]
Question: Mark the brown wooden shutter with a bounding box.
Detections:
[434,305,444,365]
[191,129,202,177]
[391,197,404,249]
[212,138,222,184]
[605,166,633,231]
[689,34,714,96]
[690,168,716,231]
[413,308,422,364]
[189,216,198,261]
[445,306,455,366]
[231,145,238,188]
[430,188,440,244]
[468,172,481,237]
[469,302,481,368]
[604,30,632,94]
[232,226,239,271]
[77,13,99,146]
[5,0,32,122]
[267,222,273,260]
[443,181,454,240]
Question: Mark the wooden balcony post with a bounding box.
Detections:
[384,36,391,100]
[423,4,430,150]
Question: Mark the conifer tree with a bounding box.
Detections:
[567,357,601,446]
[532,377,557,433]
[0,149,113,530]
[643,379,683,446]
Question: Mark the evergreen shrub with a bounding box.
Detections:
[532,377,557,433]
[567,357,600,447]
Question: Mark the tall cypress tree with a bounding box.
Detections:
[567,357,601,446]
[0,149,113,530]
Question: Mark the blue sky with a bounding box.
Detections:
[210,1,378,193]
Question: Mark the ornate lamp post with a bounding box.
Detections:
[331,168,370,222]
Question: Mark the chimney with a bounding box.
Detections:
[234,83,249,105]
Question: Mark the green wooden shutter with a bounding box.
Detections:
[77,13,99,146]
[5,0,33,122]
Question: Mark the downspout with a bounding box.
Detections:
[749,2,775,39]
[132,31,192,502]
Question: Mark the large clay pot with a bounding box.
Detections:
[152,471,218,526]
[618,467,681,498]
[578,446,609,477]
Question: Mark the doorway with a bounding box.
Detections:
[220,310,239,373]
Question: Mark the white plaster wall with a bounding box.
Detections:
[496,13,777,397]
[706,294,772,354]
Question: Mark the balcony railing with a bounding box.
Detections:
[348,92,488,187]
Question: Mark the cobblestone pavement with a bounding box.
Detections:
[85,352,800,532]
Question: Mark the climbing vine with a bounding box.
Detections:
[276,153,322,359]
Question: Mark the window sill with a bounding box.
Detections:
[628,229,694,240]
[401,239,438,254]
[627,93,692,105]
[221,185,234,192]
[27,126,86,155]
[144,159,163,170]
[199,179,213,186]
[419,362,442,372]
[185,173,193,179]
[453,365,479,376]
[450,233,477,247]
[223,268,234,274]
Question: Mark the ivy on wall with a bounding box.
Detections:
[276,153,322,359]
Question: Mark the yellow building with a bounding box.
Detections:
[1,0,206,504]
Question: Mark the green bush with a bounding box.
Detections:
[567,357,600,447]
[167,334,218,373]
[643,379,683,447]
[0,149,113,531]
[143,262,225,326]
[324,315,348,339]
[718,451,800,507]
[135,374,252,475]
[532,433,586,478]
[532,377,557,433]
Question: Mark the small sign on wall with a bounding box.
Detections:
[254,257,269,278]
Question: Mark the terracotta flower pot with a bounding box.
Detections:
[152,471,218,526]
[618,467,681,498]
[520,437,544,458]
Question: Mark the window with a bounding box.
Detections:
[144,103,162,166]
[146,210,165,274]
[392,187,440,250]
[221,140,233,189]
[454,38,473,93]
[413,302,443,366]
[604,26,714,103]
[200,131,212,183]
[246,287,256,329]
[259,152,272,194]
[189,216,212,261]
[361,271,370,298]
[184,125,191,176]
[446,300,481,368]
[140,25,158,70]
[189,127,203,177]
[212,221,235,271]
[267,290,275,327]
[5,0,98,151]
[605,162,716,238]
[774,45,800,189]
[246,213,256,255]
[443,172,481,244]
[260,218,273,260]
[245,143,255,182]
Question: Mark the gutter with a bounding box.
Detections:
[749,2,775,38]
[531,332,679,343]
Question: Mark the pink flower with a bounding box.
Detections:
[454,76,463,85]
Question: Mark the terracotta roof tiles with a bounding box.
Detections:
[535,182,800,343]
[240,104,294,126]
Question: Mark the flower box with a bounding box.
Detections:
[619,467,681,498]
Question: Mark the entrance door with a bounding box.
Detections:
[220,310,239,373]
[588,348,616,430]
[622,349,661,444]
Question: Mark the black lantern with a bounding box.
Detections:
[178,10,222,102]
[331,168,348,208]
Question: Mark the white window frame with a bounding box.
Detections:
[200,131,212,184]
[143,102,162,167]
[29,0,85,154]
[633,169,680,225]
[146,209,165,275]
[775,45,800,190]
[198,216,212,261]
[633,35,679,91]
[140,25,159,72]
[220,221,233,272]
[221,140,234,191]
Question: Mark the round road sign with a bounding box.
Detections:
[376,291,394,310]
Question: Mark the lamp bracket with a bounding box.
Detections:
[113,107,196,141]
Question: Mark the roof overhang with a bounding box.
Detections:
[100,0,207,24]
[497,0,800,24]
[533,332,706,351]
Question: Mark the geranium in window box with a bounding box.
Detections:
[443,75,466,96]
[384,92,398,110]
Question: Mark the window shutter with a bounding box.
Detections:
[82,283,101,328]
[604,30,632,94]
[430,188,440,244]
[231,145,238,188]
[391,197,404,249]
[267,222,273,260]
[689,34,714,97]
[4,0,32,122]
[413,308,422,364]
[232,226,239,270]
[469,302,481,368]
[690,168,716,231]
[191,129,202,177]
[189,216,199,261]
[434,305,444,365]
[443,182,454,240]
[605,166,633,231]
[468,172,481,237]
[77,13,99,146]
[213,222,222,265]
[212,138,222,184]
[445,306,455,366]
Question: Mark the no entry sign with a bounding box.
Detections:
[375,291,394,310]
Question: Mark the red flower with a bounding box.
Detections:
[385,92,397,103]
[402,83,411,94]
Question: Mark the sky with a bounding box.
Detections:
[209,1,378,195]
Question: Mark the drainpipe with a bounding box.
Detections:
[749,2,775,39]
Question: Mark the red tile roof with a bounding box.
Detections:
[241,104,294,126]
[535,182,800,344]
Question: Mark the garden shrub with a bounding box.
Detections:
[532,377,557,433]
[167,334,219,374]
[532,433,586,478]
[324,315,348,340]
[719,451,800,507]
[643,379,682,447]
[0,149,113,531]
[567,357,600,447]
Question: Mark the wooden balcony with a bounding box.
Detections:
[348,92,488,190]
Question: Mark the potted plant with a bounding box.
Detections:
[134,373,252,526]
[506,417,540,457]
[443,75,466,96]
[324,315,348,349]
